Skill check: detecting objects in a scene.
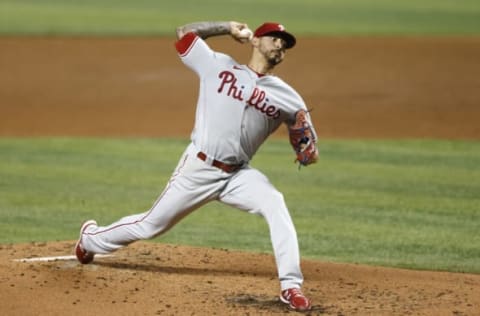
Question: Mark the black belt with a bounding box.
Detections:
[197,152,243,173]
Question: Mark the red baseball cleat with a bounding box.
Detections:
[74,220,97,264]
[280,288,312,311]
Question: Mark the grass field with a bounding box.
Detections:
[1,138,479,273]
[1,0,480,35]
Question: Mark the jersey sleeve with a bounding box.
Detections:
[266,77,319,141]
[175,32,216,76]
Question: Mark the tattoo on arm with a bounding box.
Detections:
[176,21,231,39]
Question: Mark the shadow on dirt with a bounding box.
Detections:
[95,259,275,278]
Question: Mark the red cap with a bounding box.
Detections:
[253,22,296,49]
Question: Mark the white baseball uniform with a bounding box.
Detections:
[80,32,317,291]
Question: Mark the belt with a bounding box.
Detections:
[197,152,243,173]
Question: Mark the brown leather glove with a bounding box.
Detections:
[288,110,318,167]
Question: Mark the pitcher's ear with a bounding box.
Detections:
[250,36,260,47]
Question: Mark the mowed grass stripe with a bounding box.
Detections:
[1,0,480,35]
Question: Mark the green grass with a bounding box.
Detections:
[1,138,479,273]
[1,0,480,35]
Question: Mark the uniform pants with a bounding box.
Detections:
[81,143,304,290]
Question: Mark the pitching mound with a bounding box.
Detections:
[1,241,479,315]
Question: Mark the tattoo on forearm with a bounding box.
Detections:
[177,21,231,39]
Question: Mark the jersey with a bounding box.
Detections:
[175,32,313,165]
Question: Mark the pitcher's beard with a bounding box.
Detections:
[267,52,284,66]
[267,57,282,66]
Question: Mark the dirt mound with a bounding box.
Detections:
[1,241,479,315]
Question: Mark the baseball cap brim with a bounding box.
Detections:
[260,31,296,49]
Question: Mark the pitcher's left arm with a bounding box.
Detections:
[288,109,319,167]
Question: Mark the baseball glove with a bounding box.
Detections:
[288,109,318,167]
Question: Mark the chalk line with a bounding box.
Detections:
[13,254,114,262]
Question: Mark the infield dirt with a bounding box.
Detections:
[0,37,479,315]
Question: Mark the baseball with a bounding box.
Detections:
[238,28,253,42]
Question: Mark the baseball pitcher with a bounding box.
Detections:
[75,20,318,311]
